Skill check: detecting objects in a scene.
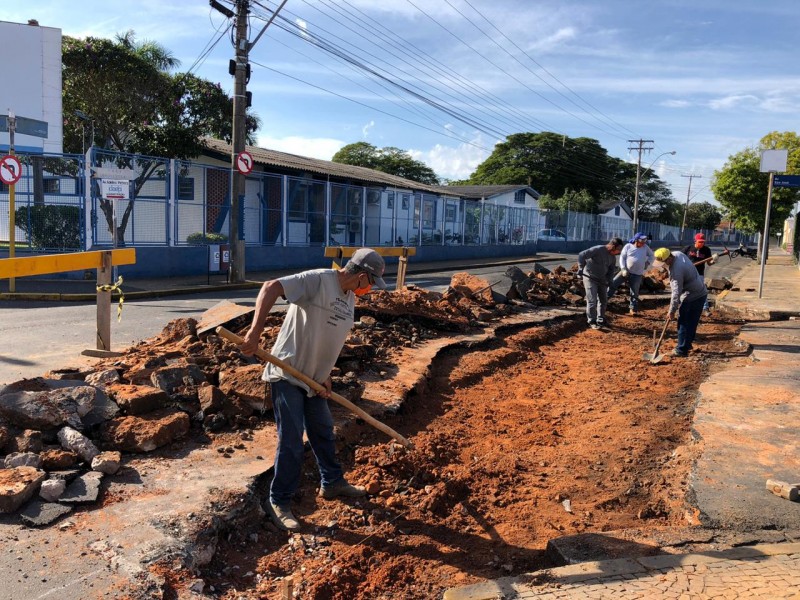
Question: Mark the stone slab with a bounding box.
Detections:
[20,500,73,527]
[60,471,103,503]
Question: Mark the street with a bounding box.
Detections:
[0,250,745,385]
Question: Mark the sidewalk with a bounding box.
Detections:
[445,247,800,599]
[0,253,555,301]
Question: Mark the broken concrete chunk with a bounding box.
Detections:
[98,409,190,453]
[707,277,733,292]
[80,387,120,428]
[150,363,207,395]
[40,448,79,471]
[0,466,46,513]
[4,452,42,469]
[39,478,66,502]
[8,429,43,454]
[91,451,122,475]
[198,384,226,414]
[533,263,552,275]
[20,499,73,527]
[48,469,81,482]
[0,389,80,430]
[84,369,121,387]
[107,384,168,416]
[60,471,103,504]
[219,365,270,411]
[57,426,100,463]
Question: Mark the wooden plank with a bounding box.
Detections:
[323,246,416,258]
[0,248,136,278]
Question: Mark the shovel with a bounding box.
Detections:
[215,326,413,448]
[642,314,671,364]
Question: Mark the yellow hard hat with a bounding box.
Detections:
[654,247,671,261]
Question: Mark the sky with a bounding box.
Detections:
[4,0,799,206]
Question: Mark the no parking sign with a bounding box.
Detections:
[0,155,22,185]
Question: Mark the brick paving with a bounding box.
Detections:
[444,539,800,598]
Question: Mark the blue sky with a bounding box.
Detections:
[5,0,799,205]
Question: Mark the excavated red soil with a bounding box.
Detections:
[200,306,744,600]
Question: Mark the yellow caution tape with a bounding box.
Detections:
[96,276,125,322]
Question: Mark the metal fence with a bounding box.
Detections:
[0,148,756,253]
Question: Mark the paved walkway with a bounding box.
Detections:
[445,248,800,599]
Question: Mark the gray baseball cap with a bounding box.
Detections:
[349,248,387,289]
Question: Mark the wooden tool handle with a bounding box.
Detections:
[652,314,672,354]
[216,327,413,448]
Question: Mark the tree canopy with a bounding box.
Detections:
[331,142,440,185]
[62,32,260,240]
[685,201,723,230]
[711,131,800,234]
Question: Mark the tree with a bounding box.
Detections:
[466,132,618,201]
[685,201,723,230]
[332,142,439,184]
[62,32,260,241]
[537,188,595,213]
[711,132,800,234]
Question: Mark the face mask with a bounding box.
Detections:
[354,284,372,297]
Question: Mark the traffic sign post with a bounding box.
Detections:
[0,155,22,185]
[773,175,800,188]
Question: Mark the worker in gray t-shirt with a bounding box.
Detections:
[577,237,624,329]
[240,248,387,531]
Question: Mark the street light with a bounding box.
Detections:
[632,150,676,236]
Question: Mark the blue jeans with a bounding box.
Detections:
[583,275,608,324]
[676,295,707,355]
[608,272,643,311]
[270,379,343,506]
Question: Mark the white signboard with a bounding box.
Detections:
[101,179,130,200]
[760,149,788,173]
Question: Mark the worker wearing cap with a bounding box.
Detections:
[241,248,387,531]
[608,232,655,315]
[682,233,718,313]
[653,248,708,357]
[577,237,624,329]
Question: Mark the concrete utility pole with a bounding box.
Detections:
[628,139,654,236]
[229,0,250,283]
[680,174,702,242]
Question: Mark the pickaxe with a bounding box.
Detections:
[693,246,731,267]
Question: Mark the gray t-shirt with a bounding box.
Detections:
[667,251,708,312]
[578,244,617,283]
[263,269,355,396]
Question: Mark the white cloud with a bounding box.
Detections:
[362,120,375,138]
[256,135,345,161]
[529,27,578,53]
[707,94,760,110]
[661,99,692,108]
[409,135,494,181]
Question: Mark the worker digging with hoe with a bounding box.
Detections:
[577,237,624,329]
[240,248,387,531]
[682,232,718,314]
[608,232,655,315]
[653,247,708,357]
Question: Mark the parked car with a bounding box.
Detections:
[536,229,567,241]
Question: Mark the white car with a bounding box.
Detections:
[537,229,567,241]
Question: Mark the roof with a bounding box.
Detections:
[430,184,540,199]
[598,199,633,218]
[202,137,444,194]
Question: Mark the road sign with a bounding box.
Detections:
[0,154,22,185]
[101,179,130,200]
[236,151,254,175]
[773,175,800,188]
[92,166,136,179]
[0,114,49,138]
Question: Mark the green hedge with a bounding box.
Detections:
[14,205,82,250]
[186,231,228,245]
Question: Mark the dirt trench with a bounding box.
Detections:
[190,306,744,600]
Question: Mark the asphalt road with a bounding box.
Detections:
[0,251,745,385]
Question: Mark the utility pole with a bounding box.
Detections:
[628,139,653,236]
[680,174,702,242]
[229,0,250,283]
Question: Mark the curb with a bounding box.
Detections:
[0,256,556,302]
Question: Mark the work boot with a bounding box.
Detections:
[589,322,601,330]
[319,479,366,499]
[671,350,688,358]
[267,502,300,531]
[629,309,636,316]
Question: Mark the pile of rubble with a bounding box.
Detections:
[0,275,526,527]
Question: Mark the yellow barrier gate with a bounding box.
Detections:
[323,246,416,291]
[0,249,137,356]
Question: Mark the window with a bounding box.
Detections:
[178,176,195,200]
[445,203,456,222]
[514,189,526,204]
[387,191,395,209]
[0,182,7,193]
[401,193,410,210]
[43,178,60,194]
[614,206,620,216]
